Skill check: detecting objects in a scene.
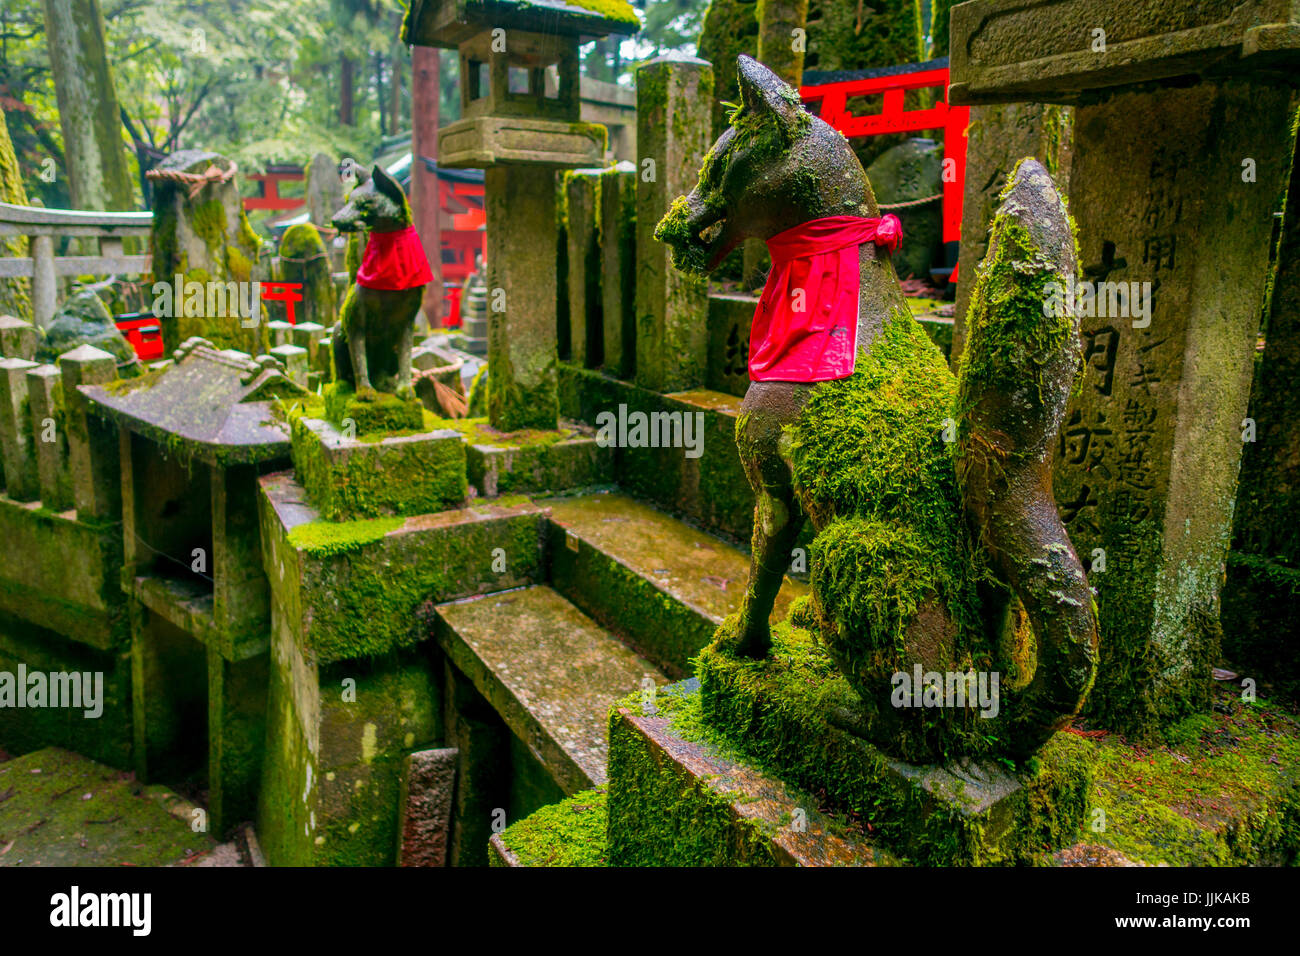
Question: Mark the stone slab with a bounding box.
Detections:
[463,424,612,497]
[948,0,1300,105]
[607,684,887,867]
[541,490,806,677]
[438,115,607,169]
[396,747,458,867]
[433,584,665,794]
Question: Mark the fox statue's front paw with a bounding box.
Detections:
[396,384,416,403]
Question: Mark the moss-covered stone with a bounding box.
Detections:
[696,620,1096,864]
[0,110,31,321]
[322,381,425,434]
[290,414,467,522]
[493,787,609,866]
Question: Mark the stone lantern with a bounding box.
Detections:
[404,0,640,431]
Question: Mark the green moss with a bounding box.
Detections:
[1086,686,1300,865]
[290,412,468,521]
[563,0,639,25]
[287,516,406,557]
[696,620,1096,864]
[323,381,425,433]
[495,788,608,866]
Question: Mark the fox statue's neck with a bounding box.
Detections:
[853,236,911,360]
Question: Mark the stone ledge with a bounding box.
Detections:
[607,682,889,867]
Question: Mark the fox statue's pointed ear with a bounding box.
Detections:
[737,55,803,133]
[372,165,405,204]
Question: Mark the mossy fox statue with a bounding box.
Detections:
[329,162,430,402]
[656,56,1098,762]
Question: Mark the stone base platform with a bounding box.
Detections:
[289,414,467,521]
[451,418,612,498]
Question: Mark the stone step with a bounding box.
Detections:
[433,584,665,795]
[606,681,889,867]
[541,490,807,676]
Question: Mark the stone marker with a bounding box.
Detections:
[25,364,73,511]
[396,747,458,867]
[600,162,637,379]
[634,57,713,393]
[58,345,121,521]
[0,315,37,360]
[148,149,268,355]
[275,223,336,329]
[565,168,604,369]
[306,152,345,230]
[950,0,1300,736]
[0,357,38,500]
[269,344,309,388]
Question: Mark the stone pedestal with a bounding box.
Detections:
[600,163,637,379]
[0,357,38,500]
[950,0,1300,736]
[564,169,604,369]
[58,344,121,521]
[634,58,713,393]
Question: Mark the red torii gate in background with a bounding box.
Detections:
[800,59,969,282]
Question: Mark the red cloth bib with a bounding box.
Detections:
[749,214,902,383]
[355,226,434,291]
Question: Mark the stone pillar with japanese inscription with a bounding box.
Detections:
[949,0,1300,736]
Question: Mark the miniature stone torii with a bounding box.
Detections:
[657,56,1098,762]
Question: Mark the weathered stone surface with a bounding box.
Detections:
[607,684,888,866]
[148,149,269,354]
[0,357,38,500]
[0,315,37,360]
[82,341,303,467]
[25,363,73,510]
[269,344,309,387]
[290,415,467,521]
[433,584,666,794]
[439,115,607,169]
[211,463,271,659]
[258,470,547,664]
[705,293,756,397]
[207,644,268,835]
[950,101,1073,365]
[634,57,713,392]
[275,224,336,329]
[542,490,805,677]
[486,165,561,431]
[948,0,1300,105]
[307,152,345,230]
[1221,127,1300,704]
[0,748,215,866]
[462,421,611,497]
[565,168,604,368]
[599,163,637,379]
[1049,80,1295,735]
[35,290,137,371]
[865,138,944,282]
[396,747,458,867]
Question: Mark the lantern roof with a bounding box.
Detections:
[403,0,640,48]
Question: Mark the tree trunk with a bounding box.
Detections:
[389,39,404,130]
[41,0,136,211]
[0,109,32,320]
[376,51,387,136]
[340,55,355,125]
[411,45,443,324]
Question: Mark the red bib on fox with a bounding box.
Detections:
[749,214,902,383]
[356,226,434,291]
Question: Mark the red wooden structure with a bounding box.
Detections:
[800,59,969,281]
[433,166,486,327]
[243,164,307,213]
[115,314,165,361]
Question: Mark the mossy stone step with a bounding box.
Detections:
[433,585,666,794]
[541,491,807,676]
[0,747,215,866]
[606,682,889,867]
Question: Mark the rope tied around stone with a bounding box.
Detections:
[146,160,239,200]
[877,193,943,211]
[276,251,331,265]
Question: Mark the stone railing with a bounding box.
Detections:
[0,316,120,515]
[0,201,153,327]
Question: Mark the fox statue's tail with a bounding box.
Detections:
[954,158,1098,758]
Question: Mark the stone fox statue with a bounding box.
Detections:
[655,56,1098,762]
[330,163,431,400]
